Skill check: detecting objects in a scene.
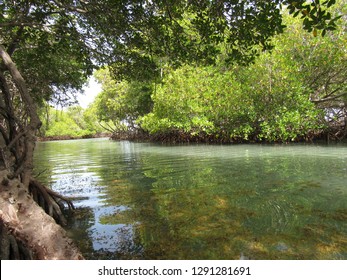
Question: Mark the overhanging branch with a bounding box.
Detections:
[311,91,347,104]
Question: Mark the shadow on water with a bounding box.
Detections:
[34,139,347,259]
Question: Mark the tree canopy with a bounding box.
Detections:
[1,1,341,87]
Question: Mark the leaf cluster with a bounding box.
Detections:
[286,0,342,36]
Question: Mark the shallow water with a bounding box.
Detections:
[34,138,347,259]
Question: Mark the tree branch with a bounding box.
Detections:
[0,22,40,28]
[52,0,88,14]
[311,91,347,104]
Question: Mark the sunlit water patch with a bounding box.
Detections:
[34,139,347,259]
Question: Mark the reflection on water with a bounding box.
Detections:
[34,138,347,259]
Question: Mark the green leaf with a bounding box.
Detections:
[293,10,301,18]
[327,0,336,8]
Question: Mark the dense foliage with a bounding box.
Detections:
[36,102,112,139]
[138,65,322,142]
[94,5,346,143]
[93,68,153,133]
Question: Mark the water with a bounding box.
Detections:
[33,138,347,259]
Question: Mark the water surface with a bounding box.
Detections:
[34,138,347,259]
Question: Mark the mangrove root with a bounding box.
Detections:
[29,179,74,226]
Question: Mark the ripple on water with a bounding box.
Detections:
[34,139,347,260]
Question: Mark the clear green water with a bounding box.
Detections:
[34,138,347,260]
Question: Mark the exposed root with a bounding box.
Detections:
[29,178,74,226]
[0,219,34,259]
[0,171,84,259]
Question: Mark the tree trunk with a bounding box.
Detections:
[0,45,84,259]
[0,45,41,186]
[0,171,83,259]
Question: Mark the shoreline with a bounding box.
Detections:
[37,132,112,142]
[36,131,346,145]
